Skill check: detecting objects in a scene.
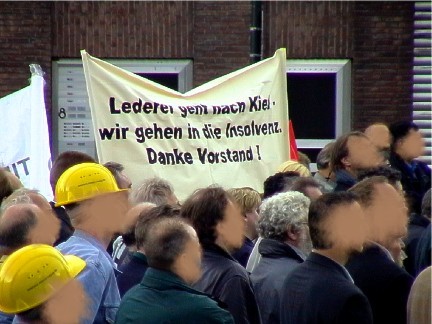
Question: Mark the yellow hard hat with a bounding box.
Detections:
[0,244,86,314]
[54,162,127,207]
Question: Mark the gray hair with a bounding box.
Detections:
[316,142,334,170]
[130,177,174,205]
[258,191,310,241]
[0,188,39,215]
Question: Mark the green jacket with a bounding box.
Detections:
[115,267,234,324]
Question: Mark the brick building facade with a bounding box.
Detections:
[0,1,414,141]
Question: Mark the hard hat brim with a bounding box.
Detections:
[54,188,129,207]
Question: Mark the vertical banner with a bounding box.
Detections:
[0,65,52,200]
[82,49,289,199]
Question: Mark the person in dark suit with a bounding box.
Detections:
[181,187,261,324]
[347,176,414,324]
[279,192,373,324]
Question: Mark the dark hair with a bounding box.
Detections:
[50,151,96,191]
[389,121,419,147]
[330,131,368,172]
[263,172,300,199]
[290,177,321,197]
[348,176,389,207]
[357,166,402,188]
[180,187,231,247]
[422,189,431,219]
[135,204,180,250]
[308,192,359,249]
[145,218,192,271]
[0,206,37,252]
[297,151,311,170]
[316,143,334,170]
[0,168,15,203]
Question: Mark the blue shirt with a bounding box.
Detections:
[58,230,121,324]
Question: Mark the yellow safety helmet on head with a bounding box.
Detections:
[0,244,86,314]
[55,162,127,207]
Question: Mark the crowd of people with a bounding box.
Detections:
[0,120,430,324]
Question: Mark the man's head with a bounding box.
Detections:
[316,142,335,171]
[49,151,95,193]
[390,121,425,161]
[227,187,261,240]
[144,218,202,285]
[55,163,129,235]
[0,189,60,254]
[180,187,245,253]
[263,171,300,199]
[0,167,23,203]
[131,177,179,206]
[135,204,180,252]
[290,177,323,201]
[0,244,86,323]
[349,176,409,247]
[357,166,403,195]
[120,202,156,249]
[258,191,311,255]
[330,131,382,176]
[308,192,366,255]
[103,161,132,189]
[364,123,392,159]
[277,160,311,177]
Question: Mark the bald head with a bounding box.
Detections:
[364,123,391,151]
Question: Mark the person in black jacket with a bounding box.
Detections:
[251,191,311,324]
[389,121,431,214]
[279,192,372,324]
[347,176,414,324]
[181,187,261,324]
[330,131,382,192]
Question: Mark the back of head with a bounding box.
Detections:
[297,152,311,170]
[144,218,192,272]
[357,166,402,189]
[227,187,261,215]
[135,204,180,250]
[0,244,85,315]
[263,171,300,199]
[348,176,389,208]
[131,177,176,206]
[316,143,334,170]
[308,191,359,249]
[389,121,419,148]
[290,177,322,200]
[50,151,96,192]
[258,191,310,241]
[180,186,231,246]
[277,160,311,177]
[330,131,368,172]
[54,163,125,208]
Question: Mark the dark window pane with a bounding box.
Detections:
[135,73,178,91]
[297,148,321,164]
[287,73,336,139]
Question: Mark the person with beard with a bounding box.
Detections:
[279,192,372,324]
[330,131,382,192]
[181,187,261,324]
[346,176,414,324]
[250,191,311,324]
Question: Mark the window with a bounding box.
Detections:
[286,59,351,171]
[52,59,193,160]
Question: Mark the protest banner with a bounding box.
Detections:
[0,65,53,200]
[81,49,289,199]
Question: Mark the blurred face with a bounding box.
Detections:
[43,279,88,324]
[215,200,245,252]
[28,195,60,246]
[365,124,391,151]
[176,228,202,285]
[303,186,323,201]
[88,190,130,233]
[363,183,409,245]
[344,136,382,173]
[325,202,367,254]
[396,129,425,161]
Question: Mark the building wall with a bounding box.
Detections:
[0,1,414,141]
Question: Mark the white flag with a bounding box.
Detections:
[0,66,52,200]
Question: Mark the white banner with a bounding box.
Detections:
[0,69,52,200]
[82,49,289,200]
